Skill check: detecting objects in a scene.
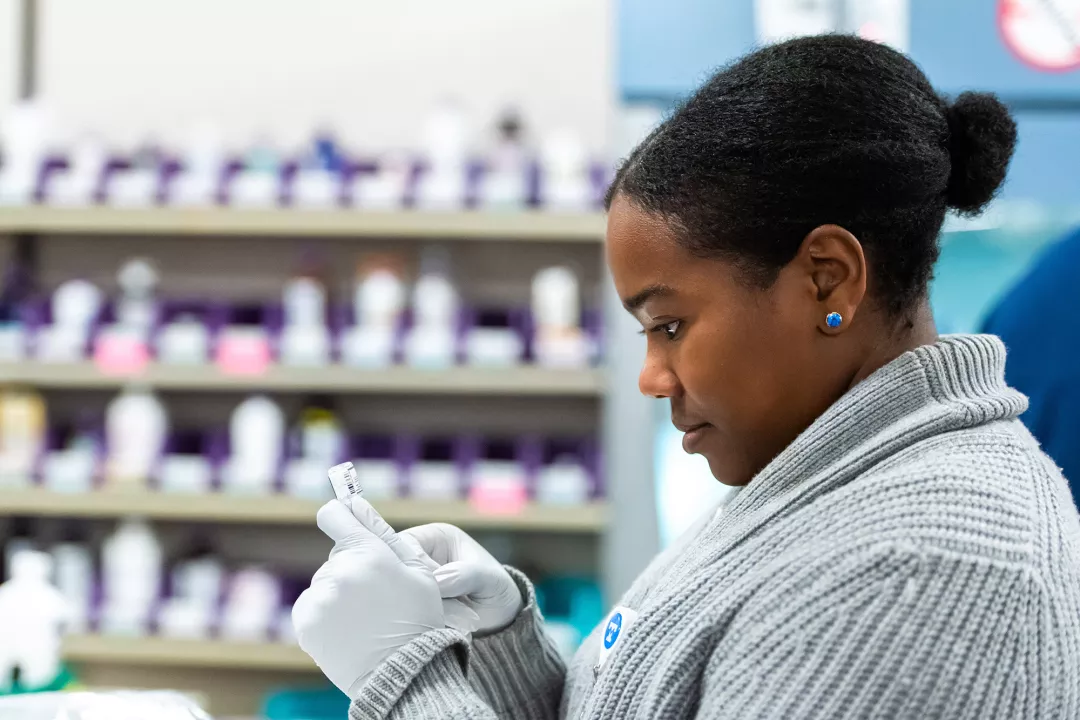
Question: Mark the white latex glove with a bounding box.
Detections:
[292,499,477,698]
[401,523,524,634]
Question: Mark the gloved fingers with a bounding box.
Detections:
[291,586,322,639]
[400,524,455,565]
[399,533,440,572]
[317,500,378,545]
[345,497,427,568]
[432,561,494,599]
[441,597,481,634]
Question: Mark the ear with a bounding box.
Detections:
[795,225,867,334]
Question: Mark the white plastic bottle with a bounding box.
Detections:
[221,566,281,641]
[0,550,69,691]
[280,276,331,367]
[99,518,162,636]
[540,130,591,211]
[220,395,285,495]
[404,251,459,368]
[532,266,589,368]
[341,264,406,368]
[51,542,92,634]
[37,280,103,362]
[104,387,168,488]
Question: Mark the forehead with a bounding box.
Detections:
[604,195,697,298]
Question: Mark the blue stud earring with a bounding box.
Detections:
[825,312,843,329]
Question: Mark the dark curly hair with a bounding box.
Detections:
[606,34,1017,320]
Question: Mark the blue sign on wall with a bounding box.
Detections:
[618,0,1080,206]
[619,0,1080,102]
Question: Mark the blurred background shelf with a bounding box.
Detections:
[0,207,607,241]
[63,634,315,672]
[0,362,605,396]
[0,487,608,531]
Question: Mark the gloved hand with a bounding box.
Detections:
[400,523,524,635]
[292,499,477,698]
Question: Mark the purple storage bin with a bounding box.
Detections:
[35,154,70,204]
[98,157,135,205]
[28,291,108,360]
[401,158,433,209]
[462,306,529,365]
[156,429,226,493]
[349,434,408,499]
[461,436,532,467]
[275,160,299,207]
[215,302,283,362]
[217,156,246,205]
[462,159,486,210]
[157,156,185,204]
[525,160,542,208]
[281,159,351,208]
[589,161,612,210]
[221,156,288,206]
[461,435,532,485]
[153,300,227,361]
[39,419,105,489]
[536,436,603,501]
[523,305,603,367]
[401,435,468,500]
[582,307,604,366]
[398,306,469,366]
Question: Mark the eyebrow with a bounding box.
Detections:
[622,284,675,312]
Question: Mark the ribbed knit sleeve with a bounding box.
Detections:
[466,567,566,718]
[348,568,564,720]
[694,545,1059,719]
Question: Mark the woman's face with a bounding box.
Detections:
[606,194,863,486]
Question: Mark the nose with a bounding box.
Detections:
[638,353,680,399]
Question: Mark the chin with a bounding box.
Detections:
[704,453,751,487]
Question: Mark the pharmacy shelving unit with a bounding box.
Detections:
[0,206,606,241]
[0,206,658,717]
[0,361,605,396]
[0,486,607,532]
[62,634,315,672]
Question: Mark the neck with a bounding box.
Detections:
[849,300,938,389]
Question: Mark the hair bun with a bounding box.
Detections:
[944,92,1017,214]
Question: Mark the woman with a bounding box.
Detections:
[293,35,1080,719]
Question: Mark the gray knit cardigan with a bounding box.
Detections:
[351,335,1080,719]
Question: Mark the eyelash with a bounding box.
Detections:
[639,320,682,341]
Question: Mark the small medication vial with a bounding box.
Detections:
[328,461,363,502]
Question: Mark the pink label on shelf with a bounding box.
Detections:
[216,333,272,375]
[469,482,528,515]
[94,333,150,375]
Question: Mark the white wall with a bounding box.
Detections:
[0,0,19,108]
[27,0,613,153]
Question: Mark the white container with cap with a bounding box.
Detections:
[220,395,285,495]
[532,266,590,368]
[280,277,331,367]
[100,518,162,637]
[51,543,92,634]
[0,550,69,691]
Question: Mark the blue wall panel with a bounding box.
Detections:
[1005,113,1080,204]
[619,0,1080,102]
[909,0,1080,98]
[618,0,754,102]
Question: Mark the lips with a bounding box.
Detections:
[677,421,712,453]
[673,421,709,434]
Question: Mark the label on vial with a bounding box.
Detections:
[328,461,363,501]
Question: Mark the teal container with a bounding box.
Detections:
[262,685,349,720]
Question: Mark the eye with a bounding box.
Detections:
[658,320,681,340]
